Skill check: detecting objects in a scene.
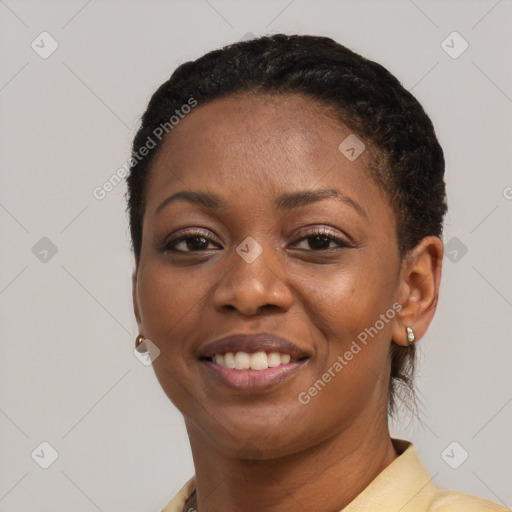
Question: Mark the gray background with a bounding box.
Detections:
[0,0,511,510]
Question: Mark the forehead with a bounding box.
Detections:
[145,92,387,219]
[155,93,346,167]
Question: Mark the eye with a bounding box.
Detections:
[160,229,222,253]
[159,226,353,254]
[291,227,352,251]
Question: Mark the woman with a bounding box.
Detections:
[126,34,506,511]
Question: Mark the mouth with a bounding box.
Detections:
[200,351,307,370]
[197,333,311,392]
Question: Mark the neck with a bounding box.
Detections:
[184,415,398,512]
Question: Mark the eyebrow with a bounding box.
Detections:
[154,188,367,218]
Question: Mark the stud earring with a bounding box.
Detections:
[406,327,415,345]
[135,334,146,352]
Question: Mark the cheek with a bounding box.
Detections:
[293,288,394,438]
[295,255,397,404]
[299,255,397,345]
[136,263,206,356]
[137,264,210,411]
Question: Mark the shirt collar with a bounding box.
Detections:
[342,439,437,511]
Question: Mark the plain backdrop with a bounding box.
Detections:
[0,0,511,511]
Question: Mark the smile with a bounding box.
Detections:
[207,351,299,370]
[200,356,308,393]
[197,332,311,392]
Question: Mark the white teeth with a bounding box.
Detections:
[267,352,281,367]
[250,351,268,370]
[234,351,251,370]
[224,352,235,368]
[211,351,296,370]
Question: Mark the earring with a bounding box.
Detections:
[406,327,415,345]
[135,334,146,352]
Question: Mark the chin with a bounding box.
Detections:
[194,413,312,460]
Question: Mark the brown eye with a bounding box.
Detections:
[292,227,352,251]
[160,229,222,253]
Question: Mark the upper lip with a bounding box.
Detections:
[198,333,311,360]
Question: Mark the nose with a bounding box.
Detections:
[212,240,294,316]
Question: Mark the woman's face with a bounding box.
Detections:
[133,93,403,458]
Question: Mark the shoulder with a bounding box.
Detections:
[427,488,509,511]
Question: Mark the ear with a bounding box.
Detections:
[132,269,142,328]
[392,236,444,346]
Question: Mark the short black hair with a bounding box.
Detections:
[125,33,447,414]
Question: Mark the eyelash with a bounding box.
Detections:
[159,227,352,254]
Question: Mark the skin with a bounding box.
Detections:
[132,93,443,512]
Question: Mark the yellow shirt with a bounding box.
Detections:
[161,440,508,511]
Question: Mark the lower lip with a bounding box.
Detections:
[201,359,307,393]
